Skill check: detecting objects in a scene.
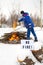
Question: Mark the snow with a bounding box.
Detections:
[34,42,42,50]
[0,26,27,37]
[0,43,20,65]
[14,26,27,32]
[0,28,14,37]
[0,43,43,65]
[0,27,43,65]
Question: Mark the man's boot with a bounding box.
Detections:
[34,37,38,42]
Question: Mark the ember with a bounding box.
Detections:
[9,33,19,41]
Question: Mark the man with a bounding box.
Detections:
[18,11,38,41]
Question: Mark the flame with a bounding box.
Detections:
[9,20,19,41]
[13,21,17,28]
[9,33,19,41]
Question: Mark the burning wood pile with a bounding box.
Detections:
[18,56,35,65]
[0,32,26,44]
[32,47,43,63]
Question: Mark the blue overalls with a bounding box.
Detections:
[19,12,37,41]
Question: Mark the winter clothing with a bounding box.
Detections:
[27,27,37,41]
[19,12,34,28]
[18,12,38,41]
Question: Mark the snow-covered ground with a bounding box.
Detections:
[0,27,43,65]
[0,43,43,65]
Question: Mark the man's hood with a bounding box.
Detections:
[23,12,28,16]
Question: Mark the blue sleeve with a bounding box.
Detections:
[18,17,25,22]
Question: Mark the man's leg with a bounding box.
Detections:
[27,28,30,39]
[31,27,38,41]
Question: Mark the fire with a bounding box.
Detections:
[9,20,20,41]
[13,21,17,28]
[9,33,20,41]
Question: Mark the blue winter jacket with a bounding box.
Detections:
[18,12,34,28]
